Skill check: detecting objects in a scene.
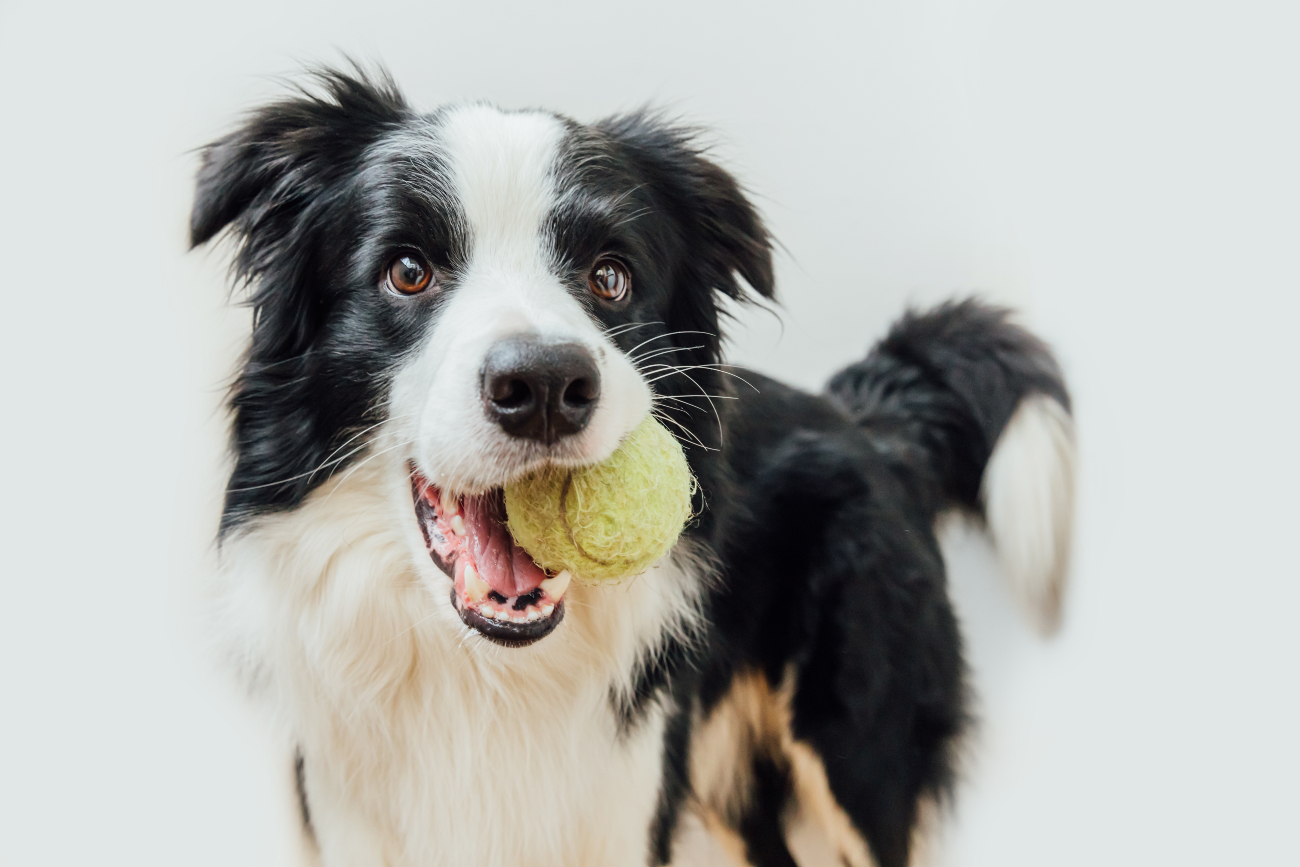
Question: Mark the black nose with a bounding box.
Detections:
[481,338,601,444]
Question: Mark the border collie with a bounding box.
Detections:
[191,67,1074,867]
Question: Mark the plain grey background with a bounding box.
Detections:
[1,0,1297,864]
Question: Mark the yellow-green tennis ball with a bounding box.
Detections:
[504,416,696,583]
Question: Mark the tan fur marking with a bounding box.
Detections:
[684,667,932,867]
[700,808,754,866]
[668,806,753,867]
[785,741,875,867]
[689,671,777,823]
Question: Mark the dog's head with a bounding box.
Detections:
[193,68,772,645]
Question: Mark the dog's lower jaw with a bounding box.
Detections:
[213,455,706,866]
[409,468,571,647]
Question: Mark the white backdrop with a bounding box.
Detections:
[1,1,1297,864]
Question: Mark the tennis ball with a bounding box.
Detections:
[504,416,696,583]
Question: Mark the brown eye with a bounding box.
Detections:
[387,253,434,295]
[588,257,631,302]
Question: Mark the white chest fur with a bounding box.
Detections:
[212,459,703,867]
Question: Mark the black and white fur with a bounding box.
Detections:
[192,68,1075,867]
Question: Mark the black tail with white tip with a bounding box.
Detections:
[825,299,1076,633]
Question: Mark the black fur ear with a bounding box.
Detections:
[191,65,407,249]
[192,66,410,535]
[595,112,775,303]
[191,66,407,365]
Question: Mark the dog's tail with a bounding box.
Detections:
[825,299,1075,634]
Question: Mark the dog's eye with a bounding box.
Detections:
[589,258,631,302]
[387,253,434,295]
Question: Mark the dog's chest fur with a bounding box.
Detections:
[214,456,702,866]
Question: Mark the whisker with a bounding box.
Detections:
[320,438,418,507]
[645,365,760,391]
[631,345,705,366]
[651,392,732,443]
[637,363,691,375]
[650,410,714,451]
[654,391,738,402]
[651,395,733,427]
[651,369,724,443]
[224,412,420,493]
[223,440,374,493]
[623,329,718,357]
[306,419,398,485]
[602,321,662,339]
[649,385,739,443]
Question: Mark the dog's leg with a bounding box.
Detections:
[290,750,398,867]
[668,804,753,867]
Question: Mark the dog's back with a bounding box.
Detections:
[676,301,1072,866]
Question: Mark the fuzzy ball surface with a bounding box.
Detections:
[504,416,695,583]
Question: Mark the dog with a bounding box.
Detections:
[191,67,1074,867]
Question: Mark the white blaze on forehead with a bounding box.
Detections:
[438,105,566,270]
[387,103,651,495]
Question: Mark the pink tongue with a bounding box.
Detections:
[461,491,546,598]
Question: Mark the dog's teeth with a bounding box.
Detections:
[540,570,571,601]
[540,604,554,617]
[526,610,541,622]
[493,608,509,621]
[463,564,488,602]
[512,612,527,623]
[441,490,458,516]
[450,515,466,536]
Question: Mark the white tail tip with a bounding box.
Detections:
[981,394,1076,635]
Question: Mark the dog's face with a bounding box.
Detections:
[192,71,772,645]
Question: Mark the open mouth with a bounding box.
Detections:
[410,466,568,647]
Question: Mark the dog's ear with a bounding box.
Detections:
[193,67,412,534]
[596,112,775,304]
[191,66,407,249]
[191,66,407,359]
